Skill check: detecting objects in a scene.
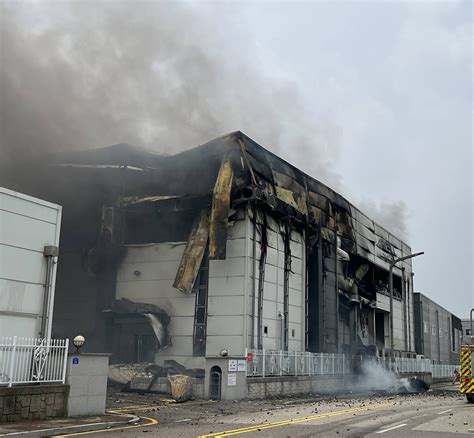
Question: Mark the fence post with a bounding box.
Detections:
[8,336,17,388]
[320,353,324,375]
[62,339,69,384]
[294,351,297,376]
[342,354,345,375]
[262,349,265,378]
[279,350,282,376]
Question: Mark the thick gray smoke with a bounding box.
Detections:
[0,1,340,187]
[358,200,409,241]
[1,1,408,237]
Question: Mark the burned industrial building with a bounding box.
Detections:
[1,131,417,377]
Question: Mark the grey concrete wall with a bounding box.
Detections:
[414,293,461,364]
[204,357,247,401]
[247,375,353,399]
[66,353,109,417]
[0,384,67,422]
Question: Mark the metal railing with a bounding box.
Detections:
[0,337,69,387]
[246,349,458,379]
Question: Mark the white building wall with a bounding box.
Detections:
[376,292,410,351]
[246,209,305,352]
[0,188,61,339]
[115,212,250,366]
[115,242,203,368]
[206,214,247,356]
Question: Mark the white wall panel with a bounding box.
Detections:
[208,296,244,316]
[0,279,44,314]
[0,210,57,252]
[0,245,46,284]
[207,316,244,336]
[0,314,38,338]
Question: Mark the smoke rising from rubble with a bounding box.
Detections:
[355,360,397,392]
[0,1,408,237]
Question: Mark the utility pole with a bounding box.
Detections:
[389,251,424,370]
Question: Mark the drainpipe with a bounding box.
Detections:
[250,203,257,350]
[283,222,291,351]
[257,214,268,350]
[41,245,59,339]
[318,230,325,352]
[334,233,339,353]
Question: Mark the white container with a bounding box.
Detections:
[0,187,62,339]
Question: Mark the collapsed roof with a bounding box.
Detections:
[2,130,411,276]
[113,131,411,269]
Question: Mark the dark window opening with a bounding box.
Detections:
[339,299,350,324]
[124,205,197,244]
[263,326,268,335]
[193,253,209,356]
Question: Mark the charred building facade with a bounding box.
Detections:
[2,132,417,370]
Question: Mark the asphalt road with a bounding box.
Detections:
[54,388,473,438]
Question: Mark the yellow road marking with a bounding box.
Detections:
[107,404,154,412]
[52,415,158,437]
[198,402,395,437]
[108,405,160,413]
[108,399,215,413]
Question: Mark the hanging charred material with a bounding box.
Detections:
[257,213,268,350]
[173,209,210,293]
[209,159,234,260]
[106,298,171,348]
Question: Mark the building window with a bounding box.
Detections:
[431,325,436,336]
[467,329,472,336]
[423,322,428,334]
[193,253,209,357]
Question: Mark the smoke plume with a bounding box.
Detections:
[1,1,409,237]
[358,199,409,241]
[0,1,340,186]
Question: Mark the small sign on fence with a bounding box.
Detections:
[72,357,79,365]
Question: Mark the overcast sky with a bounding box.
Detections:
[1,1,472,317]
[238,1,473,316]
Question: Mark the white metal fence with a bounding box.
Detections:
[246,349,458,379]
[0,337,69,387]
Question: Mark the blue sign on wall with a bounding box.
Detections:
[72,357,79,365]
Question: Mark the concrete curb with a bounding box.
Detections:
[0,414,140,437]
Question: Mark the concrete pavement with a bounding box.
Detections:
[44,389,472,437]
